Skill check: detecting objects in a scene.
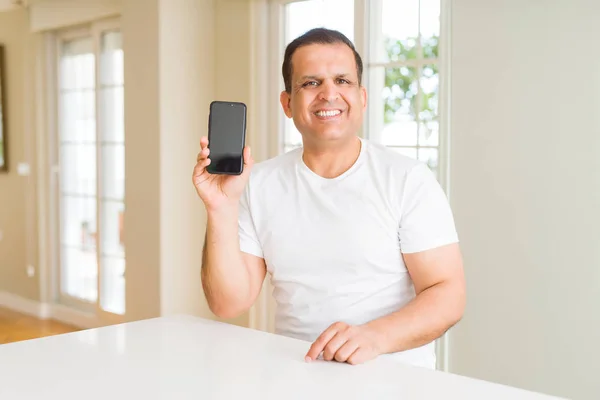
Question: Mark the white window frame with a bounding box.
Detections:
[47,17,125,327]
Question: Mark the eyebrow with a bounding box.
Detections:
[297,75,320,82]
[296,74,351,82]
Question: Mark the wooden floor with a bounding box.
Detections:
[0,307,80,345]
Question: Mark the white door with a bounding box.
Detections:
[54,19,126,322]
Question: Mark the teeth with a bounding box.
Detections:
[315,110,341,117]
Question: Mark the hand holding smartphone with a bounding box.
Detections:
[192,101,253,211]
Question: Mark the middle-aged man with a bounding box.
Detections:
[193,28,465,369]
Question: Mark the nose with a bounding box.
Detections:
[318,79,339,102]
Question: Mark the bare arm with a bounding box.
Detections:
[193,137,266,319]
[364,242,465,353]
[201,206,266,319]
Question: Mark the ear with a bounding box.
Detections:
[280,90,293,118]
[360,85,367,111]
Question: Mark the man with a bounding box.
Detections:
[192,28,465,369]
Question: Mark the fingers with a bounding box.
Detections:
[305,324,339,361]
[200,136,209,150]
[346,348,367,365]
[323,332,348,361]
[194,136,211,179]
[334,340,359,363]
[196,146,210,163]
[194,137,211,177]
[192,156,211,183]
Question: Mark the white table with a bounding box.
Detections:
[0,315,563,399]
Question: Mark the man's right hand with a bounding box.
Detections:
[192,136,254,211]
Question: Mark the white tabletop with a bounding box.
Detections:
[0,315,562,400]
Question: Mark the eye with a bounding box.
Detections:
[337,78,350,84]
[302,81,318,87]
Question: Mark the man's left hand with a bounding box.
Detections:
[305,322,382,365]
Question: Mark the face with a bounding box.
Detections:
[280,43,367,146]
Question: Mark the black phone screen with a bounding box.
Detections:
[207,101,247,175]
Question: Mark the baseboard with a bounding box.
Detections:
[0,290,100,329]
[0,290,50,319]
[50,303,101,329]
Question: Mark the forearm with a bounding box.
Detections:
[201,205,251,317]
[364,281,465,354]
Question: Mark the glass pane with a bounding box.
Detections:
[381,120,417,146]
[61,195,97,249]
[100,31,124,86]
[100,87,124,143]
[60,194,98,303]
[59,35,98,305]
[371,0,419,63]
[284,118,303,147]
[99,31,126,315]
[101,255,125,315]
[61,246,98,302]
[419,120,439,146]
[102,144,125,200]
[60,91,96,143]
[390,147,417,159]
[418,147,439,172]
[60,38,94,90]
[285,0,354,43]
[385,66,418,120]
[60,143,96,196]
[420,0,440,58]
[101,200,125,257]
[378,66,419,146]
[419,64,439,121]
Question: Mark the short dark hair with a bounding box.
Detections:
[282,28,364,93]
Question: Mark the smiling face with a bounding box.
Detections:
[280,43,367,146]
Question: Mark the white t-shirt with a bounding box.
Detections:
[238,138,459,369]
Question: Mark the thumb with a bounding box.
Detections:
[241,146,254,178]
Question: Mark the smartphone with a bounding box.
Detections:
[207,101,247,175]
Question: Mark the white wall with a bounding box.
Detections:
[121,0,162,321]
[158,0,214,318]
[0,8,40,302]
[122,0,249,326]
[448,1,600,399]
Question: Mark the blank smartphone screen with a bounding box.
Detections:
[207,102,246,175]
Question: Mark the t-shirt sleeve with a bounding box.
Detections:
[398,162,459,254]
[238,184,264,258]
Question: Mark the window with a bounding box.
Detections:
[366,0,442,178]
[55,20,125,316]
[274,0,444,179]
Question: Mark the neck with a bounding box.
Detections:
[301,136,362,179]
